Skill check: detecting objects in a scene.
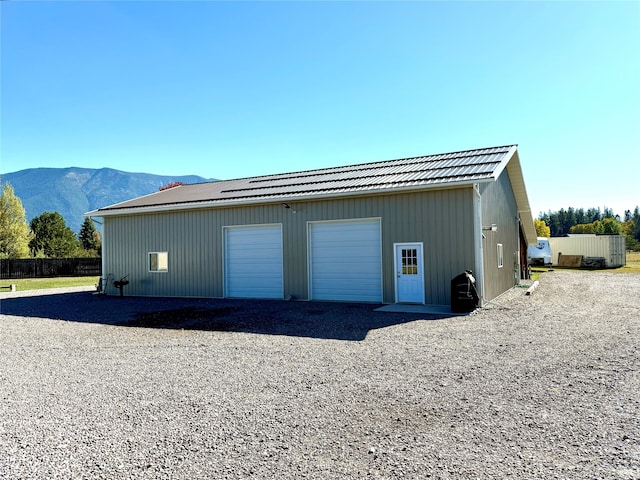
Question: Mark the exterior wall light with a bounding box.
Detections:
[282,203,297,213]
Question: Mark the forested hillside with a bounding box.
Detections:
[2,167,211,232]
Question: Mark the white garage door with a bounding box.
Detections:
[224,224,283,299]
[309,219,382,302]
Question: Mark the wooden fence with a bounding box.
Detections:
[0,258,101,279]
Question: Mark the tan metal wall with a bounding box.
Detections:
[480,170,520,301]
[102,188,476,304]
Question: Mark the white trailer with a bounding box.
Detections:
[528,237,552,266]
[548,235,626,268]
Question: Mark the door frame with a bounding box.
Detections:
[393,242,425,304]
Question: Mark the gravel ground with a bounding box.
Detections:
[0,270,638,479]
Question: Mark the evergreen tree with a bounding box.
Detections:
[544,208,575,236]
[603,207,615,219]
[586,207,602,223]
[29,212,78,258]
[575,208,587,225]
[0,181,32,258]
[566,207,577,231]
[79,217,101,255]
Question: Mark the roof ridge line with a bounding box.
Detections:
[196,144,516,185]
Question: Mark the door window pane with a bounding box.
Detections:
[402,248,418,275]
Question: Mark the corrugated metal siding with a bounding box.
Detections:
[548,235,626,267]
[103,211,217,297]
[480,170,520,301]
[609,236,626,267]
[291,189,475,304]
[103,188,476,304]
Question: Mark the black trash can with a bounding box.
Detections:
[451,270,479,313]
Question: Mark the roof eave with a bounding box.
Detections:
[504,149,537,245]
[96,185,186,213]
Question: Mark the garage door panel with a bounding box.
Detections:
[226,257,281,268]
[312,263,380,275]
[310,219,382,302]
[313,281,379,288]
[312,269,380,279]
[312,286,380,301]
[313,247,379,257]
[225,225,283,299]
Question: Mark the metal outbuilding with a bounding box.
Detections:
[548,235,626,268]
[86,145,538,307]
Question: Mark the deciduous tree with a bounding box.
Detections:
[569,223,595,234]
[597,218,622,235]
[569,218,622,235]
[0,181,32,258]
[534,219,550,238]
[621,220,640,251]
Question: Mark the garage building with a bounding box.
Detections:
[87,145,537,306]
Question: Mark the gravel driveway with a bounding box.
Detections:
[1,270,639,479]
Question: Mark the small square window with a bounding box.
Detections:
[149,252,168,272]
[497,244,504,269]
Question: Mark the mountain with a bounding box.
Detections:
[1,167,212,233]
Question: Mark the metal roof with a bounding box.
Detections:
[87,144,537,244]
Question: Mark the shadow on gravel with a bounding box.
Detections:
[0,292,441,341]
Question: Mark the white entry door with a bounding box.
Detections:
[394,243,425,304]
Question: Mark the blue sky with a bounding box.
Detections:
[1,1,639,218]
